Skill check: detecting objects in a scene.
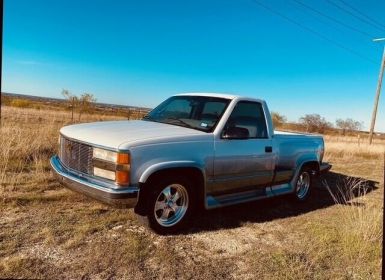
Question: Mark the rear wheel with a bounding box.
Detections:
[136,176,195,234]
[292,167,313,202]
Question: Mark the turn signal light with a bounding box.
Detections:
[117,153,130,164]
[116,170,130,186]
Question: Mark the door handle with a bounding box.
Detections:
[265,146,272,153]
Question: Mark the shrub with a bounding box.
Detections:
[10,99,30,108]
[336,118,363,135]
[299,114,332,133]
[1,95,12,105]
[271,112,287,128]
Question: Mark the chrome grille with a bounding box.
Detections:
[59,136,93,175]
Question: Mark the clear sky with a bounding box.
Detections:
[3,0,385,132]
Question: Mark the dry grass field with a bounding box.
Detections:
[0,105,384,279]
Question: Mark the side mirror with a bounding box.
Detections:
[223,127,249,140]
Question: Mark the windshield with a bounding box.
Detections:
[143,96,231,132]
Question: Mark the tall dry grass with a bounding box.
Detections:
[1,114,57,189]
[323,177,383,278]
[324,134,385,160]
[321,134,384,278]
[0,106,127,190]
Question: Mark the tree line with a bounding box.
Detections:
[271,112,363,135]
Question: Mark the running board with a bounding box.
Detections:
[206,188,267,209]
[206,183,293,209]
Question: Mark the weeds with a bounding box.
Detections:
[323,177,382,278]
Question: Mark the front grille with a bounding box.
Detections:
[59,136,93,175]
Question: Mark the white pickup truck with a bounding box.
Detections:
[51,93,331,234]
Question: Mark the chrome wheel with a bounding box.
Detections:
[154,184,189,227]
[296,171,310,200]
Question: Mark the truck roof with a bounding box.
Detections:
[175,92,264,103]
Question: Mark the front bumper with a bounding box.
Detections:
[50,155,139,207]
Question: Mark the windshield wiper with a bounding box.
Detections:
[142,115,158,122]
[164,117,195,129]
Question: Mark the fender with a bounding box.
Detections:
[139,160,206,184]
[135,161,206,215]
[289,154,320,191]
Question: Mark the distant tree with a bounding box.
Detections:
[62,89,78,122]
[299,114,332,133]
[271,112,287,127]
[78,93,97,121]
[335,118,363,135]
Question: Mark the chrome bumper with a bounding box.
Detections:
[50,155,139,207]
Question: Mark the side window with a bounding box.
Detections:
[223,101,268,138]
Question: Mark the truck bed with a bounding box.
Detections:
[273,130,324,172]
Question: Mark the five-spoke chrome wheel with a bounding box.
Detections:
[154,184,189,227]
[295,171,311,200]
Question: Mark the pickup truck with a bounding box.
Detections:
[50,93,331,234]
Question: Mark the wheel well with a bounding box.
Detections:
[301,161,320,175]
[134,167,205,215]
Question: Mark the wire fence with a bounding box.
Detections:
[1,106,150,127]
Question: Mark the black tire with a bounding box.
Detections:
[135,175,196,235]
[291,166,313,202]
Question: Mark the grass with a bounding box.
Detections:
[324,135,384,160]
[0,105,384,279]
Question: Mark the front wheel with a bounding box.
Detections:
[136,176,195,234]
[292,167,313,202]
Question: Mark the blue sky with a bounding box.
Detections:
[3,0,385,132]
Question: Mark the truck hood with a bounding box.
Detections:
[60,120,211,150]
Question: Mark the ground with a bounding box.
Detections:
[0,106,383,279]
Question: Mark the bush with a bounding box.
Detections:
[271,112,287,128]
[299,114,332,133]
[336,118,363,135]
[1,95,12,105]
[10,99,31,108]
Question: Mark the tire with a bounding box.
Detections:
[291,167,313,202]
[136,175,196,235]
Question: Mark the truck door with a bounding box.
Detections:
[211,101,275,195]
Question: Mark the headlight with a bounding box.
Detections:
[92,147,130,186]
[93,167,116,181]
[93,147,118,162]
